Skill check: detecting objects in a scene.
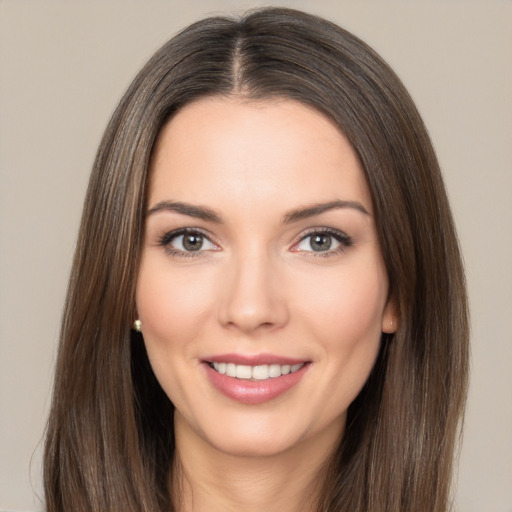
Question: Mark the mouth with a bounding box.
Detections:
[202,355,311,404]
[206,361,305,381]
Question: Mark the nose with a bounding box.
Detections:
[217,248,289,335]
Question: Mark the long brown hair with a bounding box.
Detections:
[44,7,469,511]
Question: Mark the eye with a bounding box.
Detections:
[293,229,352,254]
[158,228,218,256]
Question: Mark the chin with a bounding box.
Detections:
[178,406,346,461]
[212,431,300,458]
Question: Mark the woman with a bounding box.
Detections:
[43,7,469,512]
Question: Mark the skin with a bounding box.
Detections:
[136,97,397,512]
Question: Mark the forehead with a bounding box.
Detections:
[148,97,372,214]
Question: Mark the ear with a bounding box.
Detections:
[381,296,399,333]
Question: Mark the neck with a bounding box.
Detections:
[171,413,342,512]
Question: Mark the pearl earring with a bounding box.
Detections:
[133,319,142,332]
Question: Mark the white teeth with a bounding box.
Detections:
[226,363,236,377]
[236,365,252,379]
[211,362,305,380]
[213,362,227,374]
[268,364,282,378]
[252,365,270,380]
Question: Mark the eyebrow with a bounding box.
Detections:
[282,200,370,223]
[146,199,369,224]
[147,201,223,223]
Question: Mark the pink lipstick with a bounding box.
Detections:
[202,353,310,404]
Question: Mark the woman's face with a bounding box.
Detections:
[136,97,396,457]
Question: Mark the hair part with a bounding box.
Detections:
[44,7,469,512]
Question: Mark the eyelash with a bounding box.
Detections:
[293,227,353,257]
[157,228,217,258]
[157,227,353,258]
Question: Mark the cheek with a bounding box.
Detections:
[135,259,219,410]
[296,257,387,392]
[137,258,209,332]
[135,258,216,374]
[297,271,386,425]
[300,259,388,343]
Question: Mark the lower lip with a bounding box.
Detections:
[204,363,309,404]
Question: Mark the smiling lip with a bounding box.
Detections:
[206,353,306,366]
[203,353,310,404]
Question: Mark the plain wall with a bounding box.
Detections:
[0,1,511,511]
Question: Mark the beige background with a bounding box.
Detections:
[0,1,511,511]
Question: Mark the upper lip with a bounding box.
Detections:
[204,353,309,366]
